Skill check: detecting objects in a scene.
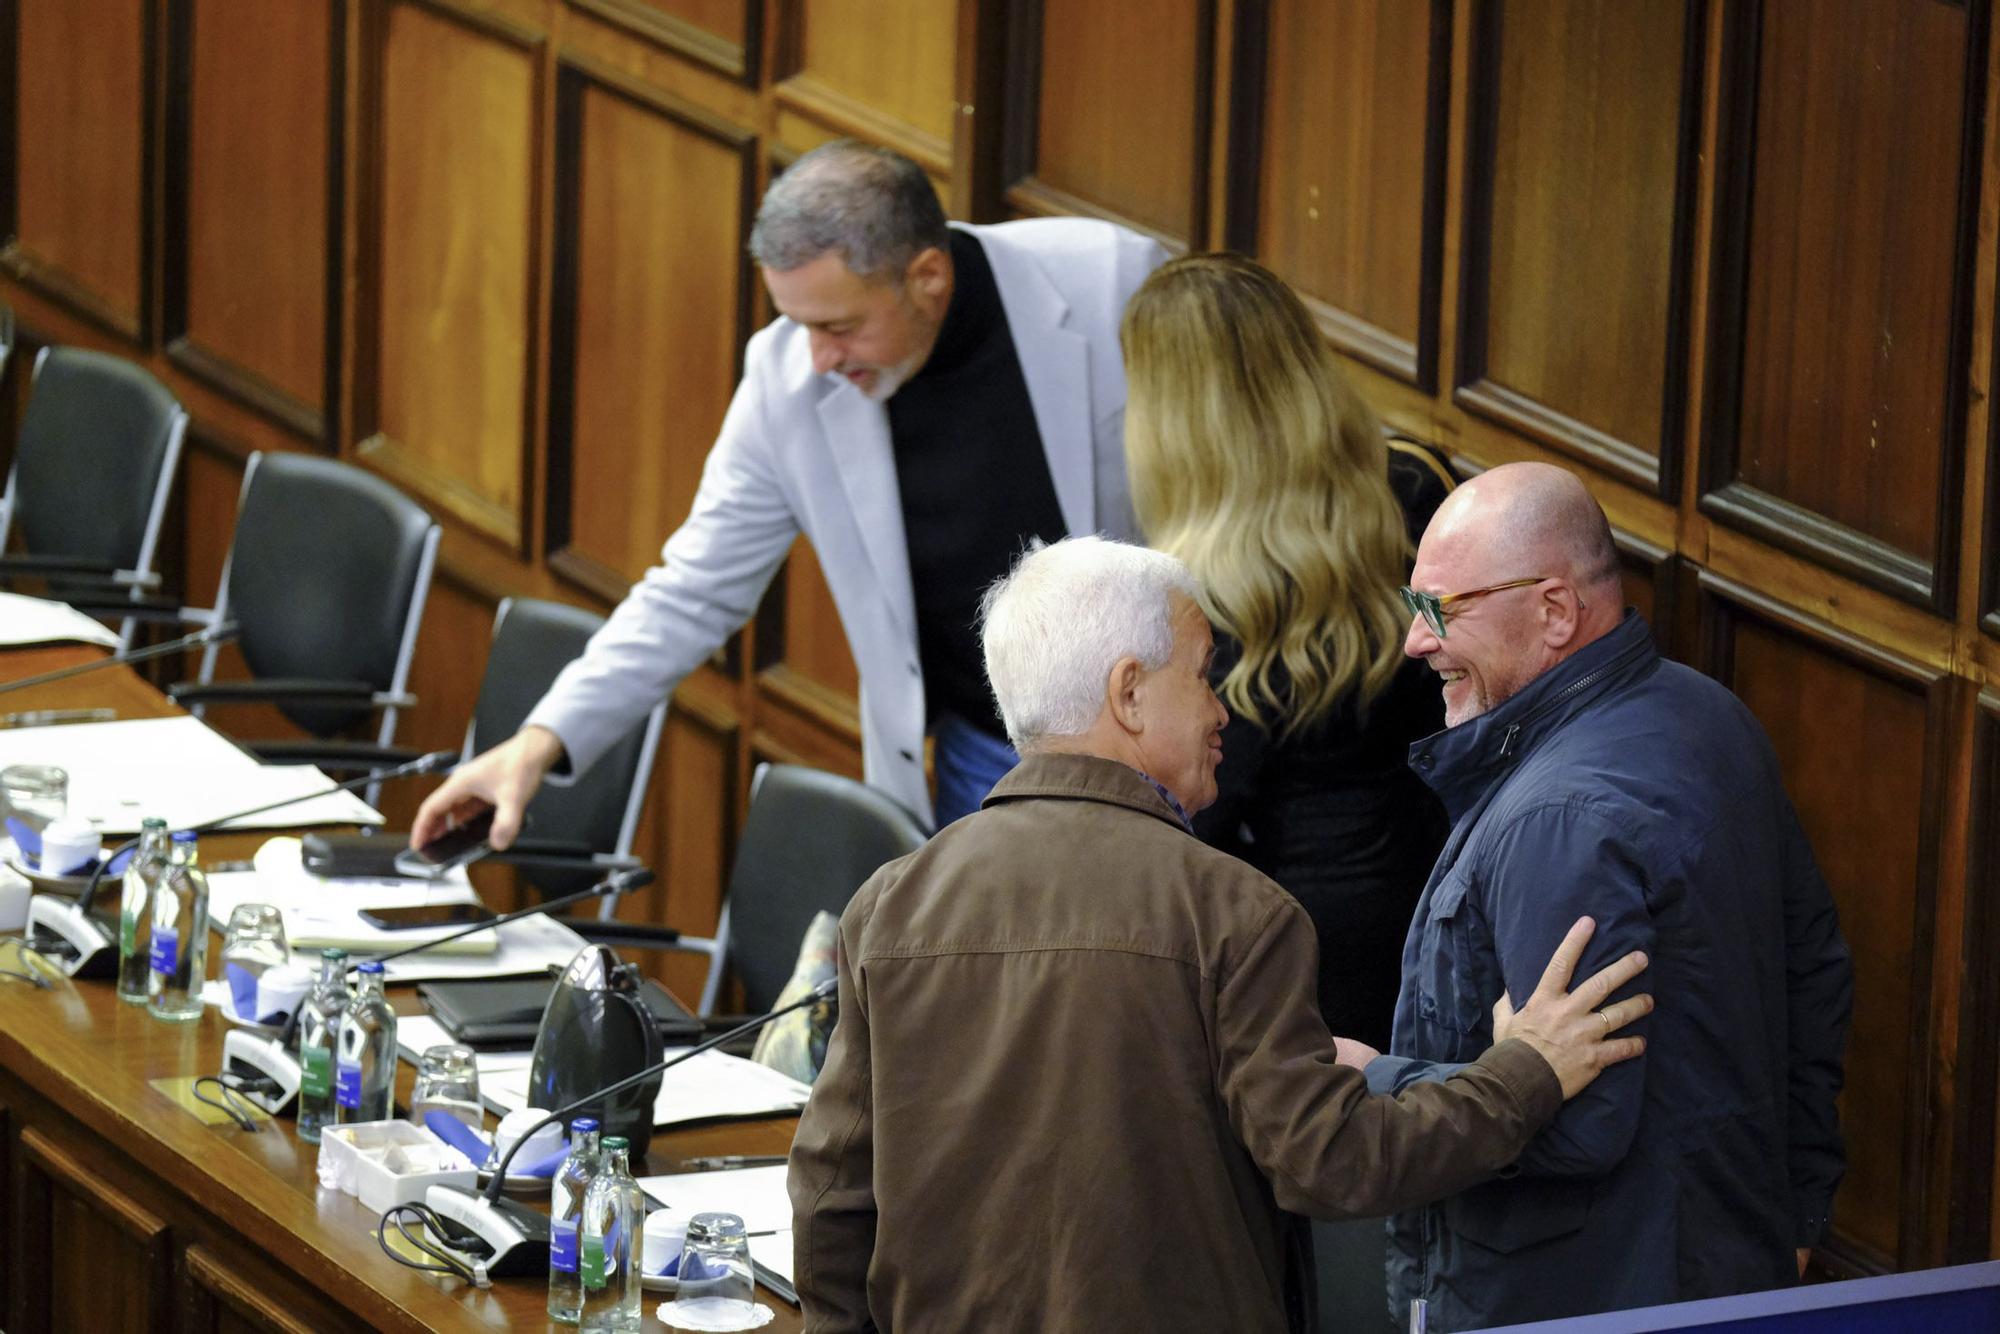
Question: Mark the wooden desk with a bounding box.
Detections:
[0,644,807,1333]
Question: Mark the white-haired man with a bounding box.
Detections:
[787,535,1653,1333]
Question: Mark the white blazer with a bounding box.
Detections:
[525,217,1169,827]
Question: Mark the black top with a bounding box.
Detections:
[888,231,1066,741]
[1192,439,1457,1048]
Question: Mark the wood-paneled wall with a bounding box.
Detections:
[3,0,1998,1277]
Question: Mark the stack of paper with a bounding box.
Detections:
[0,591,120,649]
[0,716,381,833]
[206,862,592,981]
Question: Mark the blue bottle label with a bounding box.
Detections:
[550,1219,579,1273]
[335,1061,362,1109]
[149,928,178,976]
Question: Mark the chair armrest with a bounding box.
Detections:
[0,555,160,589]
[694,1014,765,1058]
[167,678,380,708]
[244,739,429,772]
[39,591,189,621]
[569,921,685,949]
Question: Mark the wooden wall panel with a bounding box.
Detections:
[8,0,150,337]
[360,0,539,549]
[643,696,739,1004]
[761,539,860,717]
[547,64,753,600]
[1973,693,2000,1257]
[169,0,338,439]
[1019,0,1207,244]
[1254,0,1438,382]
[567,0,758,80]
[1705,0,1980,606]
[780,0,956,167]
[1460,0,1697,489]
[1701,579,1945,1271]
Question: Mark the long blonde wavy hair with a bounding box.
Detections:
[1122,253,1410,736]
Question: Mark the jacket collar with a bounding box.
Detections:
[1409,610,1658,822]
[983,751,1191,832]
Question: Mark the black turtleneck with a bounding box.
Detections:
[888,230,1065,742]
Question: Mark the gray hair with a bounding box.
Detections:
[749,140,949,281]
[980,536,1201,750]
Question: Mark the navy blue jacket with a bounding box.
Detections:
[1366,611,1851,1329]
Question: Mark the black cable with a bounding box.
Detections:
[191,1075,261,1132]
[375,1203,491,1287]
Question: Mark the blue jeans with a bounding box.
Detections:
[931,712,1019,828]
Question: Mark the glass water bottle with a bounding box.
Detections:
[333,960,396,1123]
[146,831,208,1022]
[295,948,350,1143]
[116,818,170,1004]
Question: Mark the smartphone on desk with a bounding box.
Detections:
[391,808,507,879]
[357,902,499,932]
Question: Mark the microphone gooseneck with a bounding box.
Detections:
[480,976,836,1202]
[366,865,657,968]
[0,623,238,697]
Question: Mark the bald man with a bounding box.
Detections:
[1361,462,1852,1327]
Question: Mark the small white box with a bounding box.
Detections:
[317,1120,477,1214]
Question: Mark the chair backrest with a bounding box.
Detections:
[720,763,928,1013]
[207,451,438,737]
[5,347,185,577]
[471,597,663,897]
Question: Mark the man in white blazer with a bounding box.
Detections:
[412,141,1166,847]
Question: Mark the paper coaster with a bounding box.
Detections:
[656,1298,776,1331]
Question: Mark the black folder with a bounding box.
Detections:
[417,975,703,1048]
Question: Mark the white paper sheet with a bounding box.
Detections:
[0,715,381,832]
[0,592,120,648]
[639,1164,793,1233]
[484,1049,810,1129]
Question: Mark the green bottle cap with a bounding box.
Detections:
[601,1135,629,1152]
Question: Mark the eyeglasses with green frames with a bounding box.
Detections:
[1398,577,1550,639]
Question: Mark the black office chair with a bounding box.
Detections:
[167,451,440,799]
[614,762,927,1016]
[468,597,665,908]
[0,346,188,650]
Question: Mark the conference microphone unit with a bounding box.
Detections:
[215,862,661,1122]
[0,622,238,697]
[25,749,459,981]
[418,976,834,1279]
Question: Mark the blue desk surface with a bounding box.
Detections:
[1473,1260,2000,1332]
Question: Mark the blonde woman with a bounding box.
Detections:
[1122,253,1456,1048]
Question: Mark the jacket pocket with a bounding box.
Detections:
[1445,1175,1589,1255]
[1413,871,1487,1039]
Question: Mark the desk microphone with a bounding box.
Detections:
[25,749,458,980]
[0,622,237,697]
[221,862,660,1119]
[418,977,833,1278]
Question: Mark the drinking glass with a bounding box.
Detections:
[408,1043,483,1129]
[675,1211,755,1320]
[1,764,67,836]
[220,904,290,979]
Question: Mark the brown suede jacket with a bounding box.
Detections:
[788,753,1561,1332]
